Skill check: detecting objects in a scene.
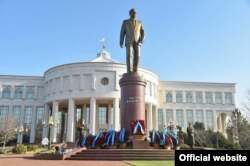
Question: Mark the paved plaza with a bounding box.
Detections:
[0,154,129,166]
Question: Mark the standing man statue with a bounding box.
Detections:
[186,122,195,148]
[120,8,145,73]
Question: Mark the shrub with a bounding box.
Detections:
[27,145,37,151]
[12,144,27,154]
[180,144,189,149]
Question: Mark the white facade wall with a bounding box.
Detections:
[158,81,235,134]
[0,51,236,143]
[0,75,44,143]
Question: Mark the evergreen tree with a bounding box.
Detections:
[226,109,250,149]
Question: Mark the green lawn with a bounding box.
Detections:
[123,160,174,166]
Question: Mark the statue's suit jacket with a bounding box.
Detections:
[120,19,145,46]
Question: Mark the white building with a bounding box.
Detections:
[0,48,235,144]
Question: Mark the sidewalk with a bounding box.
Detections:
[0,154,130,166]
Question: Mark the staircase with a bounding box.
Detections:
[65,149,175,160]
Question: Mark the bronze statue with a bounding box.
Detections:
[186,122,195,148]
[120,8,145,73]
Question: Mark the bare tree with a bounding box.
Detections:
[242,89,250,119]
[0,117,18,152]
[193,122,205,147]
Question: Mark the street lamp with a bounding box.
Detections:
[42,116,58,149]
[15,126,28,144]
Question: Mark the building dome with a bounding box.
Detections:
[89,47,119,63]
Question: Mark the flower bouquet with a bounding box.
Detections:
[92,132,106,149]
[117,128,129,148]
[130,120,146,140]
[161,128,173,150]
[104,129,117,148]
[80,133,94,148]
[149,129,161,147]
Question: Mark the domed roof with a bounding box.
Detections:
[89,47,119,63]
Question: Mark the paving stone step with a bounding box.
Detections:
[66,156,174,160]
[66,149,175,160]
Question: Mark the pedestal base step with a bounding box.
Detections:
[133,140,150,149]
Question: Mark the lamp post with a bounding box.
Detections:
[42,116,58,149]
[15,126,28,144]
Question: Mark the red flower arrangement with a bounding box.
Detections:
[93,132,107,148]
[162,133,173,145]
[85,134,94,148]
[130,120,145,135]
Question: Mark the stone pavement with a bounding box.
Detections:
[0,154,130,166]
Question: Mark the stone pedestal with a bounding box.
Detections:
[133,140,150,149]
[119,72,147,135]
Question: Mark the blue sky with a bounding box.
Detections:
[0,0,250,107]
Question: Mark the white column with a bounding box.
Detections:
[173,109,177,124]
[193,91,196,103]
[96,104,99,131]
[82,104,86,124]
[30,106,36,143]
[203,109,207,130]
[172,91,176,103]
[66,99,75,142]
[34,86,38,100]
[153,106,158,130]
[222,92,225,104]
[183,109,187,130]
[22,86,26,99]
[42,103,50,139]
[108,104,112,129]
[183,91,186,103]
[17,106,25,144]
[213,110,217,131]
[212,92,215,104]
[115,72,120,91]
[218,114,222,132]
[113,98,120,131]
[10,85,14,99]
[51,101,59,143]
[163,109,167,127]
[146,103,153,134]
[202,91,206,104]
[193,109,196,124]
[89,97,96,134]
[91,75,96,91]
[232,93,235,105]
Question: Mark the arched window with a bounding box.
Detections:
[26,87,34,99]
[14,87,23,99]
[176,93,183,103]
[166,92,172,103]
[2,87,10,99]
[186,92,193,103]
